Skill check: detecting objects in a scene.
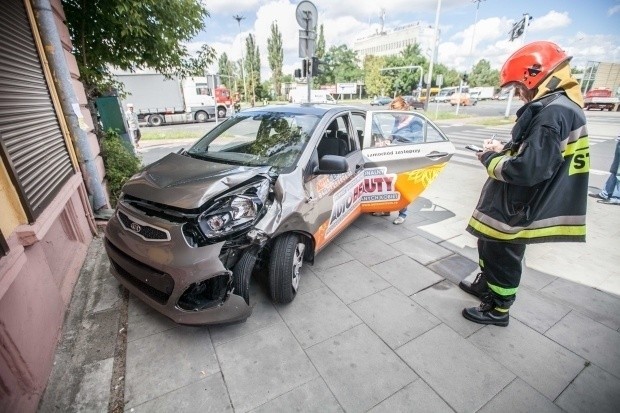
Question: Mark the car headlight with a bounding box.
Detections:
[197,179,270,239]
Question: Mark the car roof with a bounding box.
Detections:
[240,104,362,116]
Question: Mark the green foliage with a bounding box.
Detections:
[218,53,237,89]
[364,55,391,97]
[468,59,500,87]
[62,0,214,98]
[267,22,284,99]
[316,25,326,59]
[245,34,261,102]
[100,129,141,206]
[317,45,363,86]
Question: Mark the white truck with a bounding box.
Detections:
[288,88,336,104]
[115,73,229,126]
[469,86,495,101]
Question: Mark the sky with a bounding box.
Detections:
[192,0,620,80]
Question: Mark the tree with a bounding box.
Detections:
[62,0,215,98]
[267,22,284,99]
[383,44,428,95]
[364,55,391,97]
[468,59,500,87]
[316,24,326,59]
[245,34,261,103]
[321,45,362,86]
[218,53,236,89]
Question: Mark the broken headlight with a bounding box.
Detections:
[197,179,270,239]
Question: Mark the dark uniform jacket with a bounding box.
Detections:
[466,92,589,244]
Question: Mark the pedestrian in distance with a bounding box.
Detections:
[125,103,141,149]
[589,136,620,205]
[372,96,424,225]
[461,41,589,327]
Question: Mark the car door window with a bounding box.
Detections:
[350,113,366,149]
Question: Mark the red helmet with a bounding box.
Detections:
[500,41,571,89]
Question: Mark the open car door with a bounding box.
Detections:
[360,110,455,214]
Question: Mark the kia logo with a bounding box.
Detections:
[130,222,142,232]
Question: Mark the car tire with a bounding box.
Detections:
[268,233,305,304]
[194,111,209,122]
[232,248,257,305]
[217,106,227,118]
[148,114,164,127]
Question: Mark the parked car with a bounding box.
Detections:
[370,96,393,106]
[104,105,455,325]
[450,93,477,106]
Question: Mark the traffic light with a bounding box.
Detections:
[311,57,324,76]
[462,73,469,83]
[302,59,308,77]
[294,68,302,78]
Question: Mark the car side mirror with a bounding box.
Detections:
[314,155,349,175]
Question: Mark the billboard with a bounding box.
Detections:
[336,83,357,94]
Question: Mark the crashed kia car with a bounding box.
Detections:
[104,104,455,324]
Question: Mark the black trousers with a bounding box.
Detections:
[478,239,526,309]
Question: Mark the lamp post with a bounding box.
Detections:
[233,14,248,102]
[469,0,486,57]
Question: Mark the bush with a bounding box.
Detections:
[100,129,141,207]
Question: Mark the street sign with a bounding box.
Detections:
[298,29,316,58]
[296,1,317,30]
[436,74,444,87]
[336,83,357,94]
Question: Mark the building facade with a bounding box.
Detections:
[581,61,620,95]
[353,22,436,62]
[0,0,105,411]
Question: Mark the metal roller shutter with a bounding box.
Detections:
[0,0,74,222]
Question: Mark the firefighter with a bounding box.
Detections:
[461,41,589,326]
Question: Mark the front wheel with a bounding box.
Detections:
[217,106,227,118]
[268,234,305,304]
[148,114,164,127]
[195,111,209,122]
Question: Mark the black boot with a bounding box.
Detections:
[462,294,509,327]
[459,272,489,299]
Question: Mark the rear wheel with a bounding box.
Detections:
[148,114,163,127]
[217,106,227,118]
[268,234,305,304]
[195,111,209,122]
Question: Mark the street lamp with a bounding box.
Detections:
[469,0,486,57]
[233,14,248,102]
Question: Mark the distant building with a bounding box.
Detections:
[353,22,436,63]
[581,61,620,95]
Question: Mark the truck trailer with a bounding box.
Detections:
[115,73,231,126]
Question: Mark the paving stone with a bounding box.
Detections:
[519,264,557,291]
[404,222,446,244]
[250,377,343,413]
[209,282,282,347]
[361,220,417,244]
[349,287,440,349]
[338,236,402,266]
[311,242,355,272]
[74,358,113,412]
[215,322,318,413]
[391,235,453,265]
[428,254,479,284]
[478,378,563,413]
[368,379,453,413]
[545,310,620,378]
[276,287,361,349]
[124,326,219,409]
[468,318,585,400]
[129,373,233,412]
[127,298,178,343]
[411,280,483,337]
[540,278,620,330]
[439,235,479,263]
[397,324,514,412]
[333,224,369,246]
[370,255,444,296]
[316,260,391,305]
[307,324,417,413]
[555,364,620,413]
[296,265,326,296]
[510,287,571,334]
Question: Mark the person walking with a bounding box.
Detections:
[460,41,589,327]
[125,103,141,149]
[589,136,620,205]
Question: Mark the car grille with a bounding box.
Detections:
[118,211,170,241]
[105,240,174,305]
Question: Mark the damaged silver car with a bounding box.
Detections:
[104,104,455,324]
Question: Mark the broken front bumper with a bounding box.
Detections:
[104,208,251,325]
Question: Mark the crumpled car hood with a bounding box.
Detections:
[122,153,270,210]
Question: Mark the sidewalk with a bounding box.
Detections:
[39,161,620,412]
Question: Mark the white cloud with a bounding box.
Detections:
[608,4,620,16]
[528,10,571,33]
[202,0,264,15]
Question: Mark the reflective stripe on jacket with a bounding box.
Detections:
[466,92,588,244]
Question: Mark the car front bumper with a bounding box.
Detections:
[104,206,252,325]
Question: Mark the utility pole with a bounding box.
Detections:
[233,15,248,103]
[424,0,442,111]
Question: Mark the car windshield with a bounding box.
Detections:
[187,111,320,170]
